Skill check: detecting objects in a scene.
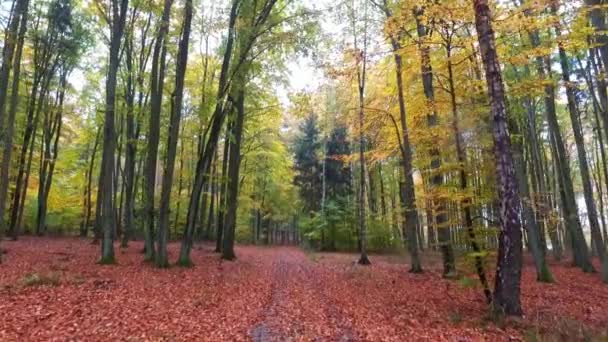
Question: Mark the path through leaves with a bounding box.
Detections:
[1,237,607,340]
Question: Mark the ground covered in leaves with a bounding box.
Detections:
[0,237,607,341]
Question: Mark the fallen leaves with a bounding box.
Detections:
[0,237,607,341]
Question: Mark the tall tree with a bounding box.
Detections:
[474,0,523,316]
[156,0,193,267]
[413,4,455,277]
[98,0,129,264]
[0,0,30,254]
[293,114,322,213]
[551,0,608,282]
[350,0,371,265]
[371,0,423,273]
[0,0,29,130]
[143,0,173,263]
[178,0,241,266]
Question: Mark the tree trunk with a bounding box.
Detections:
[474,0,523,316]
[415,7,454,277]
[144,0,173,263]
[356,37,370,266]
[446,43,492,301]
[157,0,191,267]
[0,0,29,248]
[553,4,608,281]
[36,71,67,235]
[83,128,101,237]
[121,32,135,248]
[99,0,129,264]
[215,125,231,254]
[222,90,245,260]
[0,0,29,131]
[173,124,186,238]
[179,0,240,265]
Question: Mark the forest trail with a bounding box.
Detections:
[251,248,357,341]
[1,237,608,341]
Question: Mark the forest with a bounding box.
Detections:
[1,0,608,340]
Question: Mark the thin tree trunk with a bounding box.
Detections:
[99,0,129,264]
[179,0,240,265]
[0,0,29,246]
[144,0,173,262]
[222,89,245,260]
[158,0,191,267]
[415,7,454,277]
[83,128,101,237]
[446,42,492,301]
[121,31,135,248]
[173,124,186,237]
[553,3,608,281]
[36,71,67,235]
[374,0,422,272]
[215,125,231,254]
[355,3,370,265]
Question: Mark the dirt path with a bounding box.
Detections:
[250,248,357,341]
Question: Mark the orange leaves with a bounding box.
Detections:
[1,238,608,340]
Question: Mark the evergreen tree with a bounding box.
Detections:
[325,125,352,199]
[294,114,322,213]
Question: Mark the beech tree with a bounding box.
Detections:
[474,0,523,316]
[98,0,129,264]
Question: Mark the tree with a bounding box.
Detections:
[550,0,608,282]
[143,0,173,264]
[98,0,129,264]
[156,0,193,267]
[413,4,455,277]
[293,114,322,213]
[473,0,523,316]
[178,0,241,266]
[371,0,423,273]
[348,0,371,265]
[0,0,30,257]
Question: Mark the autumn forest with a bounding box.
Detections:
[1,0,608,340]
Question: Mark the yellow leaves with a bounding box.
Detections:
[508,78,550,98]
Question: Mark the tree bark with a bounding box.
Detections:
[83,129,101,237]
[0,0,29,132]
[144,0,173,262]
[552,2,608,281]
[474,0,523,316]
[414,7,454,277]
[222,90,245,260]
[374,0,422,272]
[157,0,192,267]
[446,42,492,301]
[0,0,29,248]
[99,0,129,264]
[215,124,231,254]
[179,0,240,265]
[36,71,67,235]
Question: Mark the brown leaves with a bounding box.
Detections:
[0,238,607,340]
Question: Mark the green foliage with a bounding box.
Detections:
[293,113,322,213]
[367,216,402,252]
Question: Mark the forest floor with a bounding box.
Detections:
[0,237,607,341]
